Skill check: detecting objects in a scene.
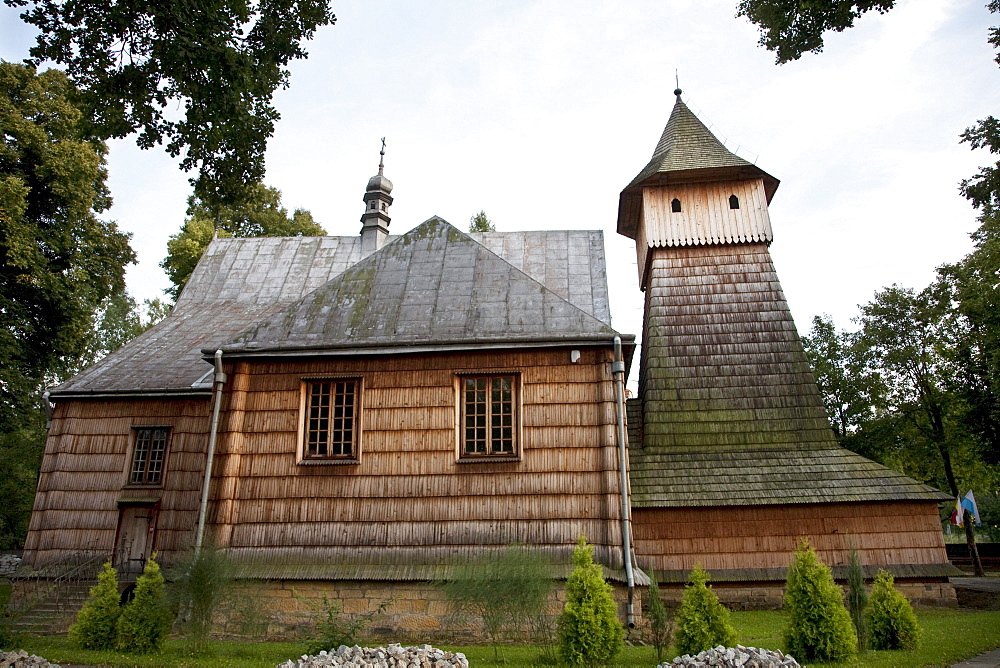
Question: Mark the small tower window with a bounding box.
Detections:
[671,198,682,213]
[369,201,376,209]
[729,194,740,210]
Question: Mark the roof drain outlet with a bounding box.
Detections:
[194,349,227,556]
[613,336,636,628]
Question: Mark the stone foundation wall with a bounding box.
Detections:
[225,579,641,643]
[220,577,955,641]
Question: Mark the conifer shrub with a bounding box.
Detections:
[866,569,922,650]
[68,562,121,650]
[783,540,857,662]
[646,572,672,663]
[116,556,172,653]
[673,564,736,656]
[846,543,869,650]
[557,536,625,665]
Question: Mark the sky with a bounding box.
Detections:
[3,0,1000,387]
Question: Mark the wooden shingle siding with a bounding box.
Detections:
[207,347,625,569]
[633,502,949,576]
[23,398,209,567]
[629,243,946,507]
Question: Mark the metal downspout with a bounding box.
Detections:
[194,350,226,556]
[613,336,636,628]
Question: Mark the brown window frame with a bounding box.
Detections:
[128,427,169,486]
[458,373,519,460]
[301,378,361,463]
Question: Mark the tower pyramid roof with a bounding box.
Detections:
[617,92,779,239]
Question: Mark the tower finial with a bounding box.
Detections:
[674,70,682,99]
[379,137,386,175]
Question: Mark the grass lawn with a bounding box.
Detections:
[7,609,1000,666]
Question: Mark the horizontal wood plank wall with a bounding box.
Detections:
[23,398,210,567]
[632,502,949,574]
[209,347,625,569]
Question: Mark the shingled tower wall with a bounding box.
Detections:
[619,91,957,604]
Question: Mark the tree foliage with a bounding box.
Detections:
[865,570,922,651]
[646,572,672,663]
[737,0,894,64]
[5,0,336,204]
[469,210,496,233]
[69,562,121,650]
[0,61,135,432]
[161,184,325,299]
[783,541,857,663]
[557,536,624,666]
[673,565,736,657]
[116,556,172,653]
[846,543,869,651]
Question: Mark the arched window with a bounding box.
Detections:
[671,198,682,213]
[729,194,740,210]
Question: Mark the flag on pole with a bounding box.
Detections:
[961,490,982,526]
[951,497,964,527]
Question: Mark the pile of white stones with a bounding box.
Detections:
[662,645,800,668]
[278,643,469,667]
[0,650,60,667]
[0,554,21,576]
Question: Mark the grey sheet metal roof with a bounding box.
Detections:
[53,221,618,396]
[618,96,779,240]
[220,217,618,355]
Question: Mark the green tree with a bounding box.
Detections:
[69,562,121,650]
[116,556,172,653]
[853,284,986,575]
[0,62,135,433]
[802,314,882,440]
[783,541,857,663]
[846,543,869,651]
[557,536,624,666]
[161,184,326,299]
[0,418,45,549]
[442,545,555,661]
[469,210,496,233]
[865,570,922,650]
[5,0,336,204]
[646,572,672,663]
[673,565,736,656]
[737,0,894,64]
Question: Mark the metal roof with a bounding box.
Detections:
[53,221,618,396]
[220,217,618,355]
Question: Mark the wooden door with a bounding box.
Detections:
[115,506,156,578]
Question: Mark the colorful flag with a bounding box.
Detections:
[951,497,964,526]
[961,490,982,526]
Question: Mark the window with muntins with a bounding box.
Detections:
[129,427,169,485]
[461,375,517,458]
[305,379,359,459]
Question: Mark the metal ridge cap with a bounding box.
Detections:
[204,334,637,360]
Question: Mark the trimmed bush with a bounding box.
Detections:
[116,556,172,653]
[68,562,121,650]
[557,536,625,665]
[783,540,857,662]
[673,564,736,656]
[866,569,922,650]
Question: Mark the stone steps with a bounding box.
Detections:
[9,581,92,634]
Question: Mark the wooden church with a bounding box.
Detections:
[19,91,957,634]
